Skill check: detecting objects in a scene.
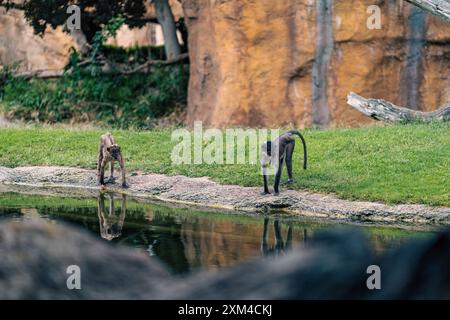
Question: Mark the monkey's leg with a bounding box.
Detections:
[97,149,103,184]
[261,167,271,195]
[119,195,127,224]
[286,225,293,250]
[98,194,105,217]
[261,217,270,256]
[273,159,284,195]
[107,161,115,183]
[274,220,284,254]
[99,158,108,186]
[285,140,295,184]
[98,194,107,228]
[119,156,129,188]
[109,194,114,217]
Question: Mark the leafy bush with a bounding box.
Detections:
[1,14,189,129]
[0,63,17,98]
[0,54,189,129]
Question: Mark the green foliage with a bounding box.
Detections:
[88,15,126,75]
[0,63,18,98]
[1,12,188,128]
[0,55,189,128]
[0,123,448,206]
[0,67,189,128]
[0,0,148,43]
[0,11,188,129]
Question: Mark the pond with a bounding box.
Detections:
[0,191,435,275]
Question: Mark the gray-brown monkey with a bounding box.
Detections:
[97,193,127,241]
[260,130,307,195]
[97,132,129,188]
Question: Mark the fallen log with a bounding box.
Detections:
[405,0,450,23]
[347,92,450,122]
[14,69,65,80]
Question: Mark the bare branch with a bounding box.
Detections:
[121,53,189,74]
[14,70,65,80]
[11,53,190,79]
[347,92,450,122]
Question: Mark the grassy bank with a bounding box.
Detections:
[0,123,448,206]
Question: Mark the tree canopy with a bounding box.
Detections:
[1,0,149,43]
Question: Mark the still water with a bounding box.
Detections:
[0,191,433,274]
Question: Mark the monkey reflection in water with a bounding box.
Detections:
[261,218,298,257]
[97,193,127,241]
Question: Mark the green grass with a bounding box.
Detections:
[0,123,448,206]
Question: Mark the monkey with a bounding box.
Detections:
[261,218,293,257]
[97,132,129,188]
[260,130,307,195]
[97,193,127,241]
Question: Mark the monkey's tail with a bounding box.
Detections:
[288,130,307,170]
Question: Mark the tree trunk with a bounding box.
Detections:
[405,0,450,23]
[153,0,181,60]
[347,92,450,122]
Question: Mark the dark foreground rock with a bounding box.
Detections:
[0,221,171,299]
[1,221,449,299]
[0,166,449,225]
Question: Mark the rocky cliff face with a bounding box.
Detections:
[183,0,450,127]
[0,0,183,71]
[0,8,74,71]
[2,1,449,127]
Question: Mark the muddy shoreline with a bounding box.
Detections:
[0,166,449,226]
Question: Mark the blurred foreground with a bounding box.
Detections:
[0,219,449,299]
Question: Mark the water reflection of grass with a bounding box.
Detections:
[0,193,436,239]
[0,192,261,223]
[364,226,434,238]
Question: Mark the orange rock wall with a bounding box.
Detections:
[0,8,74,71]
[183,0,450,127]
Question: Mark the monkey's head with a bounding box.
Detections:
[107,144,121,160]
